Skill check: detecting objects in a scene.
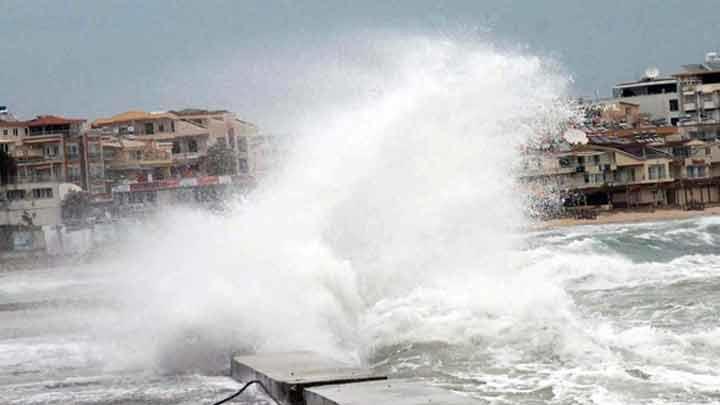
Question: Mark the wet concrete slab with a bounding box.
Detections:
[305,379,480,405]
[231,351,386,404]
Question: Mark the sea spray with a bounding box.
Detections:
[92,35,576,373]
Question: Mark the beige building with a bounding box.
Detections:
[101,136,173,184]
[93,109,259,177]
[9,115,88,187]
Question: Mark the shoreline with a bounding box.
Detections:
[535,206,720,230]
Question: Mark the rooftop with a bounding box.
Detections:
[0,120,27,128]
[170,108,229,116]
[613,77,677,89]
[93,111,176,127]
[26,115,85,127]
[674,64,720,77]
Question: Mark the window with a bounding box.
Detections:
[12,128,18,136]
[238,158,248,173]
[673,147,690,158]
[2,129,7,136]
[159,123,165,132]
[172,141,181,154]
[577,156,585,165]
[32,188,53,199]
[90,164,103,177]
[217,137,227,148]
[238,136,249,153]
[89,143,100,156]
[7,190,25,200]
[706,147,712,156]
[648,164,666,180]
[615,168,636,183]
[0,144,8,153]
[669,99,679,111]
[687,165,706,178]
[144,123,154,135]
[593,155,600,165]
[68,165,81,179]
[67,143,79,159]
[188,139,198,153]
[44,144,59,158]
[170,121,175,132]
[131,150,142,160]
[584,173,604,184]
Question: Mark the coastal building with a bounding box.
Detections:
[673,52,720,141]
[525,126,720,211]
[0,181,82,253]
[581,100,642,129]
[612,70,680,126]
[110,174,254,216]
[0,181,81,227]
[10,115,88,187]
[100,136,173,185]
[92,109,259,177]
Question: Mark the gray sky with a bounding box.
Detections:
[2,0,720,130]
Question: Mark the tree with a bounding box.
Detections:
[206,142,237,176]
[61,190,92,224]
[0,149,17,185]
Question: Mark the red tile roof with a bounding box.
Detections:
[26,115,85,127]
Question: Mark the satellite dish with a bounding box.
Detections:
[644,67,660,80]
[563,129,588,145]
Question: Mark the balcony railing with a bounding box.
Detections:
[1,175,66,185]
[172,152,203,160]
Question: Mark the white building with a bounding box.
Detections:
[0,182,81,227]
[612,72,680,126]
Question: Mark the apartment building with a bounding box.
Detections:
[0,120,23,157]
[672,52,720,144]
[522,128,720,209]
[10,115,87,187]
[93,109,259,177]
[0,181,81,227]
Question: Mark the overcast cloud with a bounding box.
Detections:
[2,0,720,130]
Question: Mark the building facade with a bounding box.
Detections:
[612,74,680,126]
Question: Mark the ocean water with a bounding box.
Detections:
[1,218,720,404]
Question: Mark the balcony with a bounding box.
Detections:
[704,101,718,110]
[14,149,45,159]
[172,152,203,161]
[685,103,697,111]
[2,174,65,184]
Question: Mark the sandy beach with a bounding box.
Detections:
[537,205,720,230]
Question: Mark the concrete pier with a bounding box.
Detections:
[305,379,476,405]
[231,351,386,404]
[230,351,480,405]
